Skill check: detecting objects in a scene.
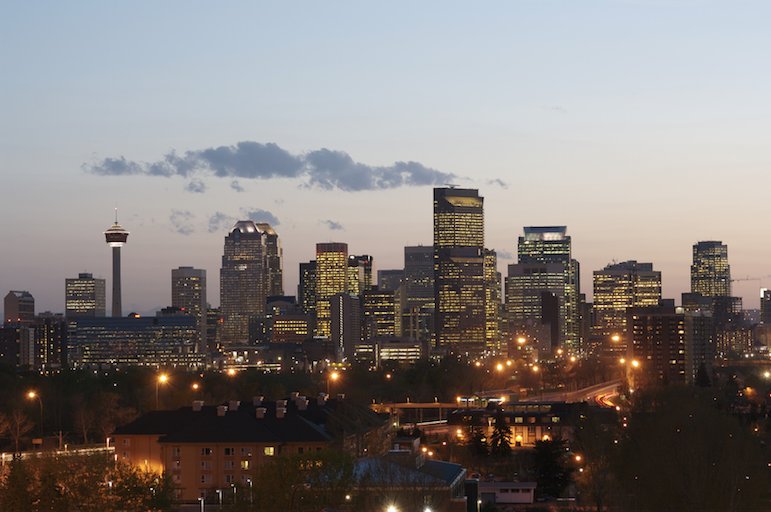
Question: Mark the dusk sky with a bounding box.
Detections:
[3,1,771,314]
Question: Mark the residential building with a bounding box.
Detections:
[4,290,34,325]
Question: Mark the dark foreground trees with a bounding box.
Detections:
[0,453,172,512]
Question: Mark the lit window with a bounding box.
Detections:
[264,446,275,456]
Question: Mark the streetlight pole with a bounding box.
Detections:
[27,391,43,440]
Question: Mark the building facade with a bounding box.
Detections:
[593,261,662,353]
[172,267,207,353]
[691,241,731,298]
[316,243,349,338]
[433,188,486,354]
[4,290,35,325]
[220,221,268,345]
[65,273,106,318]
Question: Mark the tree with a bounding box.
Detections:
[8,410,34,453]
[468,425,489,457]
[574,411,618,511]
[532,438,573,499]
[616,386,768,512]
[489,409,512,457]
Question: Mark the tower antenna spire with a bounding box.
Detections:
[114,207,118,224]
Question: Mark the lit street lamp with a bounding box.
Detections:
[327,370,340,395]
[155,373,169,409]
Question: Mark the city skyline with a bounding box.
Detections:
[4,2,771,312]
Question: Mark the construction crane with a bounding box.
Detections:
[731,275,771,283]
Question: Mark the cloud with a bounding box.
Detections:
[85,141,455,192]
[495,249,514,260]
[241,208,280,226]
[170,210,195,235]
[321,219,344,231]
[185,180,206,193]
[487,178,508,189]
[208,211,235,233]
[230,180,244,192]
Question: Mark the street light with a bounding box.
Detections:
[155,373,169,409]
[198,497,205,512]
[26,390,43,439]
[532,365,543,401]
[327,370,340,395]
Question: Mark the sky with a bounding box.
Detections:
[2,1,771,314]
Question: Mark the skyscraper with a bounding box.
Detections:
[172,267,207,352]
[4,290,35,325]
[220,221,267,345]
[433,187,486,353]
[362,287,400,342]
[347,255,373,295]
[508,226,580,352]
[691,241,730,297]
[298,261,317,321]
[403,245,435,342]
[256,223,284,296]
[377,269,404,292]
[484,249,501,351]
[104,212,129,317]
[65,273,106,318]
[593,261,662,351]
[316,243,349,338]
[330,292,360,361]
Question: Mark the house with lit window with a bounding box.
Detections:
[113,393,391,502]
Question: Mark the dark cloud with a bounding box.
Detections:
[85,141,455,192]
[185,180,206,193]
[241,208,280,226]
[230,180,245,192]
[208,211,235,233]
[170,210,195,235]
[322,219,344,231]
[487,178,508,189]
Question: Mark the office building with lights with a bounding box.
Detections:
[377,269,404,292]
[220,221,268,345]
[362,287,400,342]
[316,243,349,338]
[347,254,373,296]
[172,267,207,353]
[691,241,730,298]
[68,314,202,368]
[433,187,486,354]
[484,249,501,351]
[257,223,284,296]
[507,226,580,352]
[593,261,662,352]
[65,273,106,318]
[330,292,361,360]
[403,245,435,343]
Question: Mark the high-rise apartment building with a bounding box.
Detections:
[172,267,207,352]
[484,249,501,351]
[66,273,106,318]
[629,302,714,386]
[4,290,35,325]
[257,223,284,296]
[33,312,67,370]
[220,221,268,345]
[433,187,486,353]
[507,226,580,352]
[691,241,730,298]
[593,261,662,349]
[316,243,349,338]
